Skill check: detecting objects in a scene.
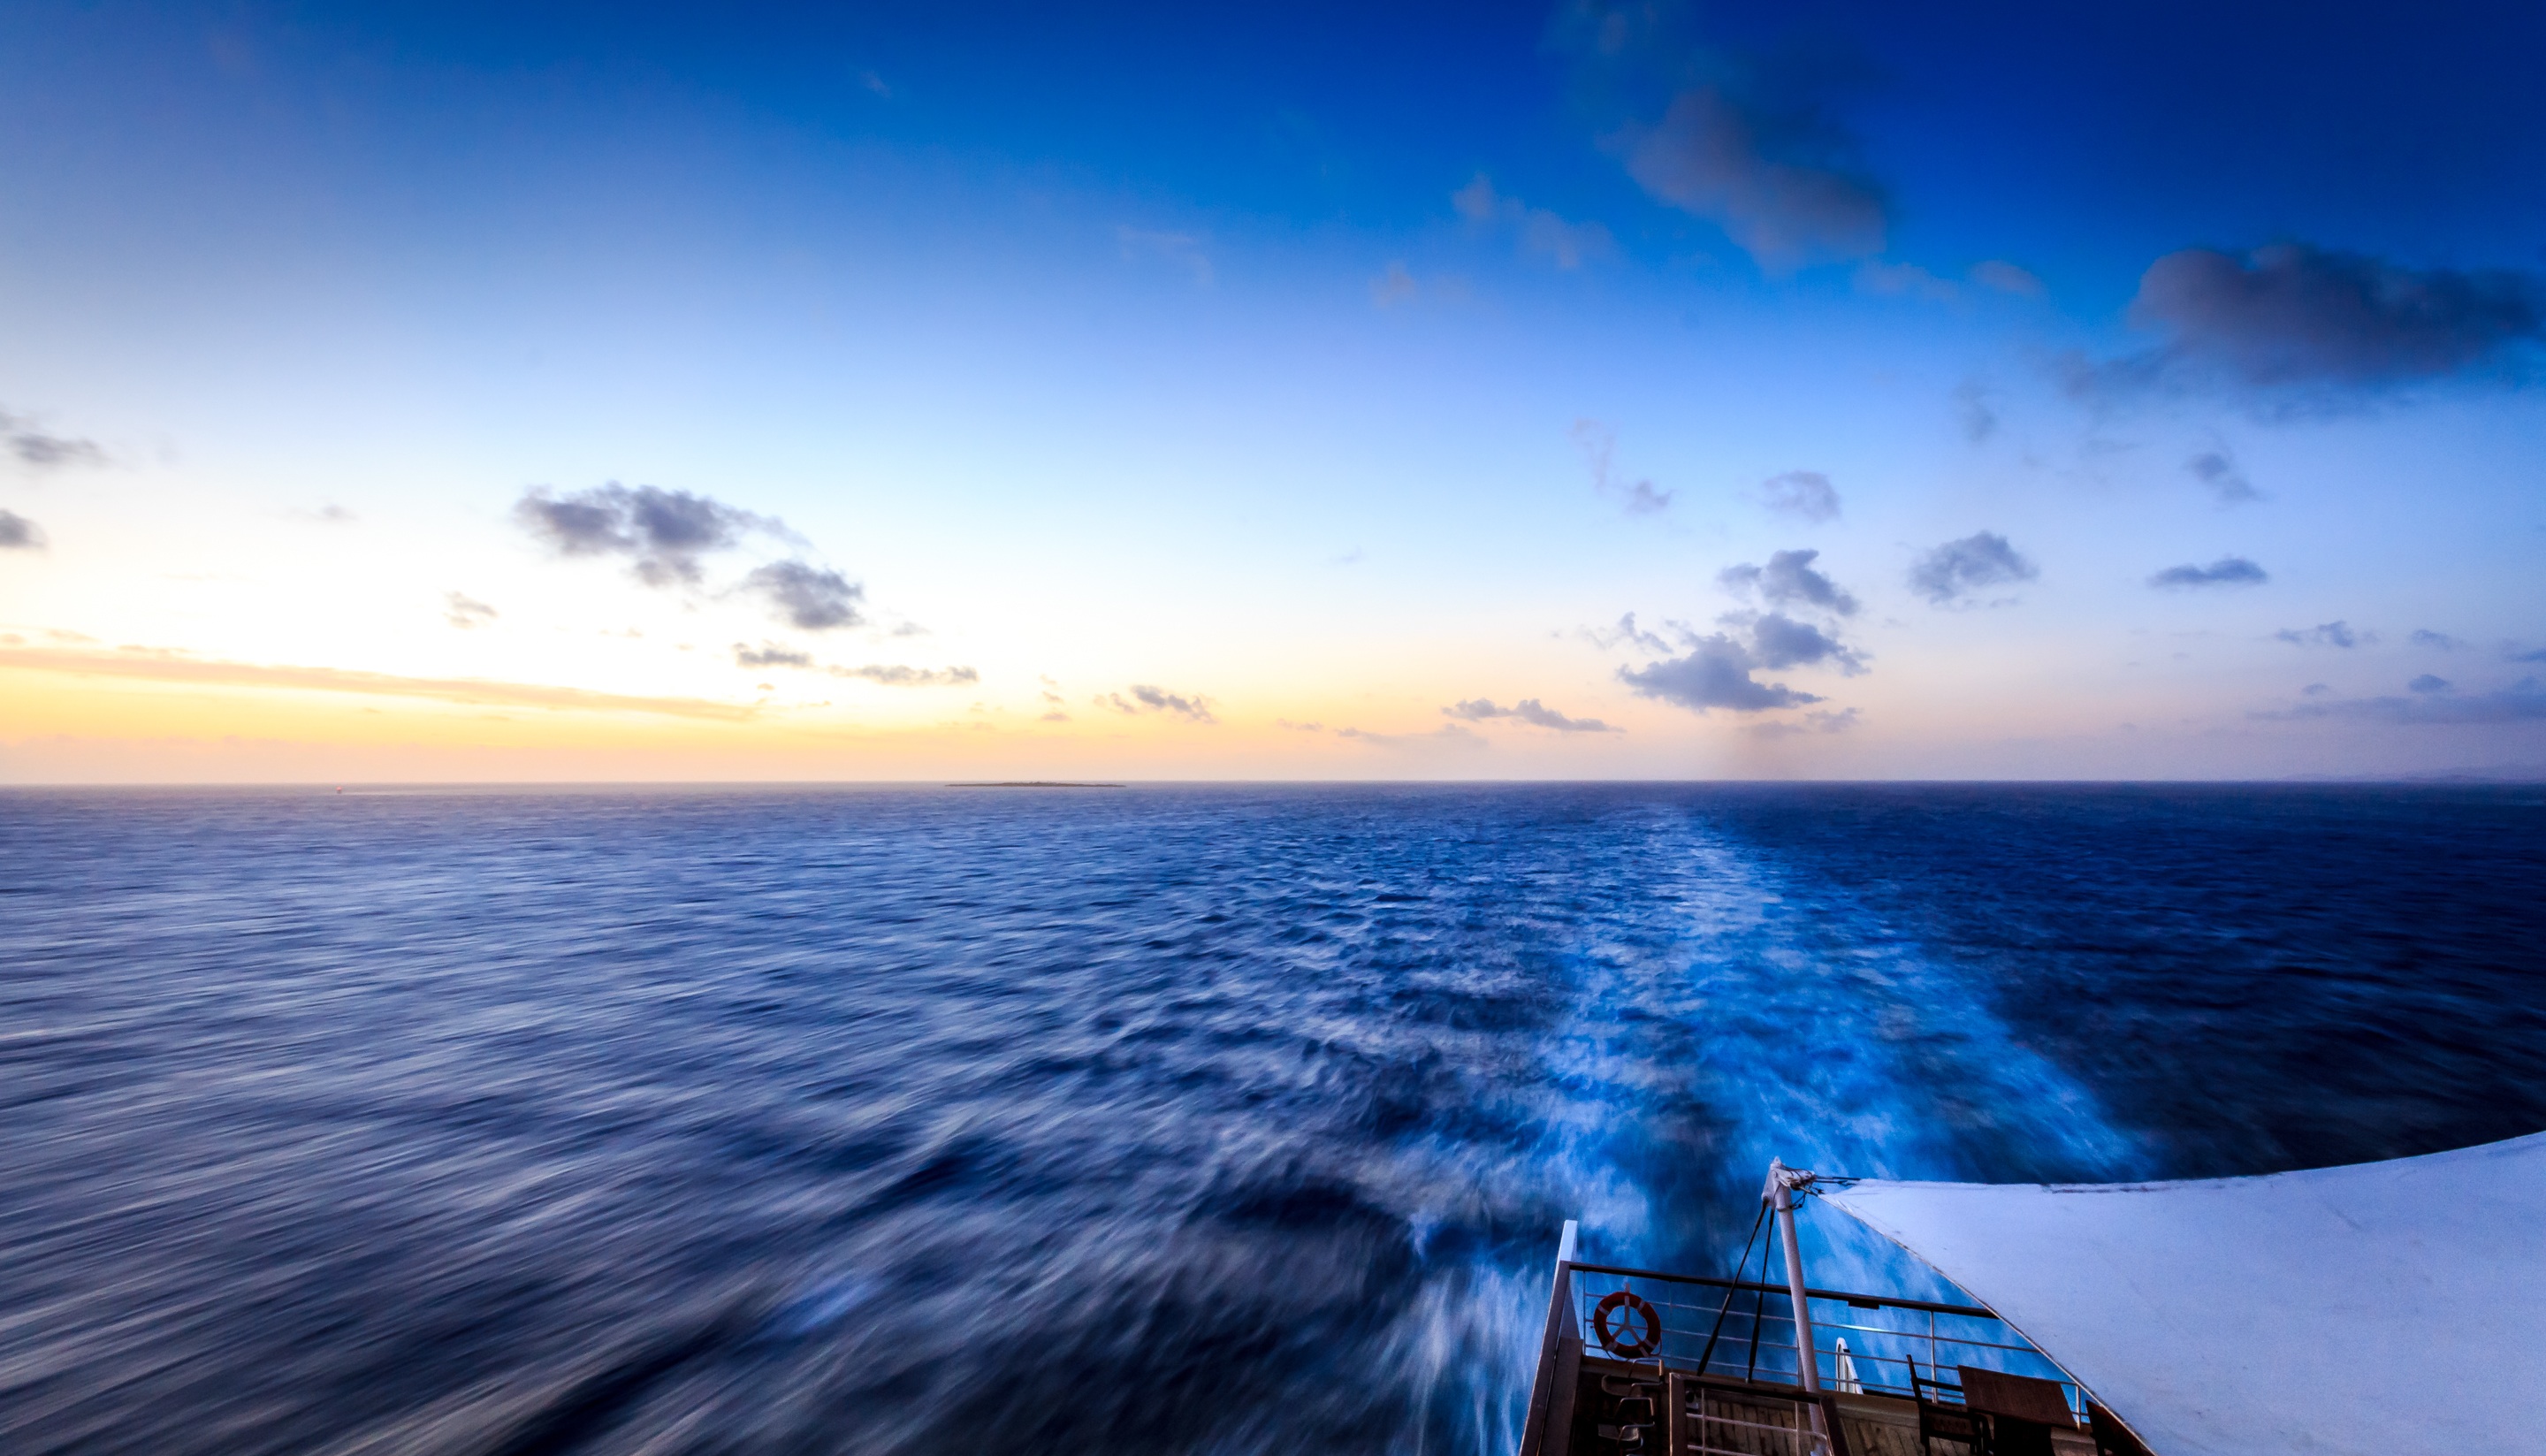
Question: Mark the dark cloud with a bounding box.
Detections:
[2410,629,2460,650]
[0,509,44,550]
[1737,611,1866,674]
[1756,470,1840,522]
[1101,684,1216,723]
[1,408,105,469]
[1720,547,1857,615]
[742,560,864,630]
[2276,621,2363,649]
[2261,677,2546,725]
[1444,698,1621,733]
[1909,531,2037,606]
[2408,674,2452,695]
[2149,556,2268,590]
[1622,87,1887,271]
[2129,243,2546,390]
[515,483,776,586]
[735,642,812,668]
[1618,633,1821,713]
[444,591,498,628]
[2184,449,2260,505]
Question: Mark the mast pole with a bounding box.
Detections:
[1768,1159,1833,1454]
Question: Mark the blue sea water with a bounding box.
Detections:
[4,783,2542,1454]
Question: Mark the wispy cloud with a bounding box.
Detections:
[2184,447,2260,504]
[2259,677,2546,724]
[1572,421,1673,515]
[0,646,757,720]
[1455,176,1614,270]
[734,641,974,684]
[1100,684,1216,722]
[0,509,45,550]
[444,591,498,628]
[1,407,105,469]
[1117,226,1214,286]
[1754,470,1840,522]
[1444,698,1620,733]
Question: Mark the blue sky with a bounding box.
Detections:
[3,0,2543,780]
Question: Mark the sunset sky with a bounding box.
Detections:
[4,0,2543,781]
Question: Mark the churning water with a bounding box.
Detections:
[4,784,2542,1454]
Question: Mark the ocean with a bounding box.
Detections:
[4,783,2542,1454]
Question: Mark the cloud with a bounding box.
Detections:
[0,645,757,720]
[734,640,973,684]
[1101,684,1216,722]
[1335,723,1487,750]
[2185,448,2260,504]
[1909,531,2038,606]
[1749,706,1861,739]
[1954,381,1997,443]
[1444,698,1621,732]
[2275,621,2364,649]
[1117,227,1213,286]
[2149,556,2268,590]
[2128,242,2546,390]
[444,591,498,628]
[0,509,45,550]
[1618,633,1822,713]
[1856,260,1957,302]
[735,642,812,668]
[829,663,978,686]
[1621,86,1887,271]
[1969,261,2045,297]
[1720,547,1858,615]
[2260,677,2546,725]
[2408,674,2452,695]
[1370,261,1419,307]
[2410,629,2461,650]
[1,408,105,469]
[1755,469,1841,522]
[515,483,777,587]
[1572,421,1674,515]
[1453,176,1614,270]
[1735,611,1866,674]
[1583,611,1675,653]
[741,560,865,630]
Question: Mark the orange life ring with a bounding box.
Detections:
[1592,1289,1661,1359]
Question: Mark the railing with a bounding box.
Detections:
[1562,1260,2088,1425]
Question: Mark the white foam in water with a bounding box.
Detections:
[1422,816,2147,1451]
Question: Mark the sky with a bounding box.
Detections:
[3,0,2544,782]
